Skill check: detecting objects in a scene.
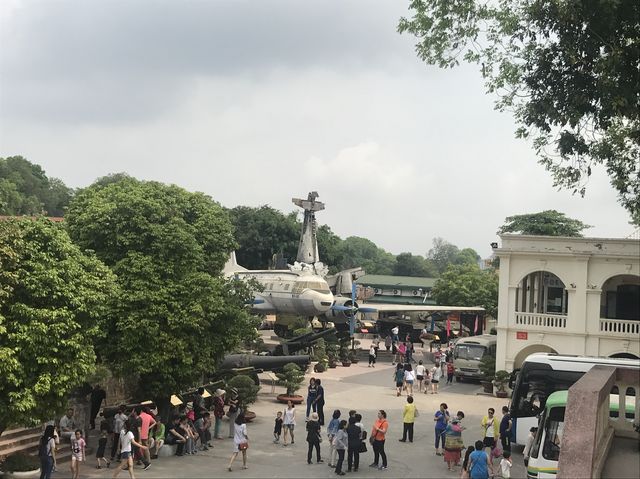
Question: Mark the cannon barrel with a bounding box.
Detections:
[219,354,310,371]
[277,327,337,355]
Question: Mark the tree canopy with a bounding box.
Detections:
[399,0,640,223]
[498,210,591,236]
[338,236,396,275]
[0,218,116,435]
[431,263,498,317]
[66,177,258,402]
[427,237,480,275]
[0,156,73,216]
[228,205,300,269]
[394,252,437,277]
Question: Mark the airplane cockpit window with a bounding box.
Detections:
[307,282,330,293]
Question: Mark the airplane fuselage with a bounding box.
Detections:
[234,270,334,317]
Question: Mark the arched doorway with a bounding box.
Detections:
[513,344,558,369]
[515,271,568,315]
[600,274,640,320]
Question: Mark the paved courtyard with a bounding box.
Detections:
[58,359,527,479]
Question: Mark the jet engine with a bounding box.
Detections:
[325,297,358,322]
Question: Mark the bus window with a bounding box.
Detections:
[542,407,565,462]
[455,344,486,361]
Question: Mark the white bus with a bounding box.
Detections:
[509,353,640,445]
[453,335,497,381]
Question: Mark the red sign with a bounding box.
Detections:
[516,331,528,340]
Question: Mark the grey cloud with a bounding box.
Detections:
[1,0,416,124]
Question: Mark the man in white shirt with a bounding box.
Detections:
[59,408,76,442]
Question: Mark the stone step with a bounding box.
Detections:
[0,431,42,453]
[0,426,41,442]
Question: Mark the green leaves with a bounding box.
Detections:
[65,177,257,402]
[498,210,591,236]
[431,263,498,317]
[0,219,117,434]
[399,0,640,222]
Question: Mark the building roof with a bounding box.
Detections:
[358,274,436,288]
[364,296,437,305]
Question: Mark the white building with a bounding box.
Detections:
[495,234,640,371]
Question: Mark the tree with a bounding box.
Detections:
[65,177,258,406]
[427,237,460,275]
[338,236,396,274]
[0,218,116,436]
[398,1,639,222]
[228,206,300,269]
[317,224,343,272]
[431,263,498,317]
[498,210,591,236]
[454,248,481,267]
[393,252,437,277]
[0,156,73,216]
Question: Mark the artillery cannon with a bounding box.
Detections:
[273,327,338,356]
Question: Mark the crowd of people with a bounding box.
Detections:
[36,337,518,479]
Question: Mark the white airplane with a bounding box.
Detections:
[223,252,335,317]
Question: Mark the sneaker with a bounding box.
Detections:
[337,473,345,476]
[291,440,295,444]
[143,464,151,471]
[369,463,378,468]
[399,439,406,442]
[379,466,387,470]
[317,459,324,463]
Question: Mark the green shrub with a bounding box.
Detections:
[0,452,40,472]
[479,354,496,380]
[228,374,259,409]
[276,362,306,396]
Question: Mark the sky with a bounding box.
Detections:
[0,0,635,259]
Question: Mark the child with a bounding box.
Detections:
[460,444,475,479]
[96,428,111,469]
[273,411,283,443]
[368,344,376,367]
[447,361,455,384]
[70,429,86,479]
[500,450,512,478]
[523,427,537,467]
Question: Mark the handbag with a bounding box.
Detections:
[359,441,368,453]
[317,432,323,443]
[238,442,248,451]
[369,435,375,445]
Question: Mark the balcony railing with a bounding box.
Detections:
[514,312,567,329]
[599,318,640,336]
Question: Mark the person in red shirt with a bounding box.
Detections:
[136,407,156,468]
[446,361,455,384]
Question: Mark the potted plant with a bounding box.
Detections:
[479,354,496,394]
[0,452,41,478]
[339,341,351,367]
[326,343,339,368]
[227,374,260,422]
[493,370,511,398]
[275,362,306,404]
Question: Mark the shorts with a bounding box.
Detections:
[396,381,404,388]
[71,455,83,462]
[284,424,295,431]
[417,375,424,381]
[406,380,414,384]
[431,379,439,384]
[483,437,495,449]
[120,451,132,460]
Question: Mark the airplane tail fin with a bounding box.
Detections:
[223,251,247,276]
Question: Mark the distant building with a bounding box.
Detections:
[495,234,640,371]
[357,274,436,305]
